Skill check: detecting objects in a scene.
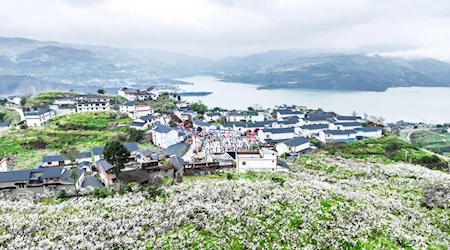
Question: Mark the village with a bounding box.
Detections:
[0,86,385,196]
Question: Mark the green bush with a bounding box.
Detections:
[56,189,68,199]
[125,182,139,193]
[93,187,110,198]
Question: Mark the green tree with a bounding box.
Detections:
[190,102,208,114]
[177,95,181,101]
[247,106,255,111]
[97,89,106,95]
[70,167,79,197]
[210,107,222,112]
[20,96,28,106]
[103,141,130,176]
[128,128,145,142]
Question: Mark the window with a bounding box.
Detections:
[242,161,246,166]
[47,162,52,165]
[58,161,65,166]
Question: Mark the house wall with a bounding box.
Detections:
[275,142,310,156]
[76,103,110,113]
[336,124,362,130]
[357,130,382,138]
[236,154,278,172]
[271,132,296,140]
[25,111,56,127]
[49,105,77,116]
[43,160,72,167]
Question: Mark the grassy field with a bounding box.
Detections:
[324,134,448,171]
[0,107,20,123]
[0,112,149,170]
[408,129,450,155]
[25,92,76,108]
[25,92,128,109]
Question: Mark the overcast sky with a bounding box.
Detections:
[1,0,450,60]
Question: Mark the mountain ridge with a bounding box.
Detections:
[1,36,450,94]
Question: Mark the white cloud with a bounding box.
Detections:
[0,0,450,60]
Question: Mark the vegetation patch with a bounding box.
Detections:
[324,134,448,171]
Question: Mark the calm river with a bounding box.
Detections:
[177,75,450,124]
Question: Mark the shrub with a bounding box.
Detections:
[93,187,110,198]
[125,182,139,193]
[56,189,68,199]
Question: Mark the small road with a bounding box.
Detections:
[405,129,450,162]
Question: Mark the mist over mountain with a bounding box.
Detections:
[216,52,450,91]
[1,36,450,95]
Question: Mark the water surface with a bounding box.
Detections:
[177,75,450,124]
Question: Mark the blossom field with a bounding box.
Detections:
[1,155,450,249]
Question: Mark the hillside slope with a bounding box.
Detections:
[1,156,449,249]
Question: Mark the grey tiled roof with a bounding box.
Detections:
[42,155,68,163]
[282,137,310,146]
[261,128,295,134]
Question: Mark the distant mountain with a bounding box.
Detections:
[1,36,450,94]
[0,37,210,95]
[0,75,74,96]
[216,53,450,91]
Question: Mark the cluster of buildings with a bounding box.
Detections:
[0,87,387,195]
[24,94,111,127]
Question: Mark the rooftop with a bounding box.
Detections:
[92,147,105,156]
[261,128,295,134]
[324,130,357,135]
[24,108,52,116]
[154,124,173,134]
[334,122,362,127]
[281,136,310,146]
[336,115,362,121]
[300,124,329,130]
[42,155,69,163]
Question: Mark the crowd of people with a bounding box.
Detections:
[202,134,257,154]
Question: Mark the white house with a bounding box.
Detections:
[275,137,310,156]
[174,109,198,120]
[204,112,222,122]
[48,99,77,116]
[258,128,296,142]
[299,124,330,138]
[304,115,332,125]
[226,112,264,123]
[75,95,110,113]
[276,110,305,119]
[335,116,362,123]
[356,127,383,138]
[92,147,104,162]
[118,87,156,101]
[176,100,190,109]
[42,155,72,168]
[334,122,363,131]
[75,152,92,164]
[193,119,211,132]
[24,108,56,127]
[152,125,180,149]
[7,96,22,106]
[318,130,357,143]
[277,117,303,128]
[234,149,279,172]
[95,159,116,186]
[120,102,154,119]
